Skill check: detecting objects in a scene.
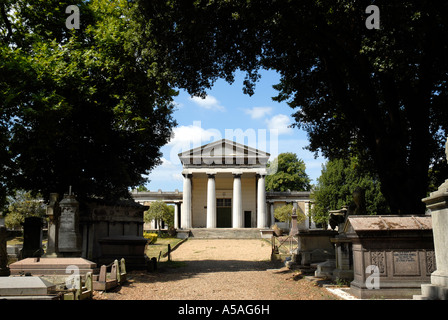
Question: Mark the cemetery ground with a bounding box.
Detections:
[93,239,342,300]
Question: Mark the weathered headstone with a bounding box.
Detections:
[45,193,60,257]
[0,226,10,276]
[58,192,82,256]
[21,217,44,259]
[414,138,448,300]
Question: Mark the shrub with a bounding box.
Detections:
[143,232,158,244]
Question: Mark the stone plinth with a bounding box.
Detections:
[98,236,148,270]
[9,257,97,277]
[0,276,57,298]
[295,229,337,266]
[331,236,354,281]
[345,215,434,299]
[414,178,448,299]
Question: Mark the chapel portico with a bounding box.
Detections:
[179,139,270,229]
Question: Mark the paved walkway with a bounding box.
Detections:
[93,239,340,300]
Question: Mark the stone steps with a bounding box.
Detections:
[188,228,262,239]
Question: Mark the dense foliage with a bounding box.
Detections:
[266,152,311,192]
[132,0,448,214]
[312,158,390,225]
[0,0,176,204]
[144,200,174,232]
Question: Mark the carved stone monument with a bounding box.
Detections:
[414,138,448,300]
[58,191,82,256]
[0,226,10,276]
[346,215,434,299]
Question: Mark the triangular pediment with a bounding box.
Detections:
[178,139,270,167]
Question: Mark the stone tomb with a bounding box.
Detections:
[9,257,97,277]
[0,276,59,300]
[346,215,434,299]
[295,229,337,266]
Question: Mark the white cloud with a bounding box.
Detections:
[190,95,225,111]
[167,121,223,164]
[266,114,293,135]
[244,106,273,119]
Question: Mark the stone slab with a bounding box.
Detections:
[345,215,431,232]
[0,276,56,296]
[9,257,97,276]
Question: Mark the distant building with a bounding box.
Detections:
[133,139,313,231]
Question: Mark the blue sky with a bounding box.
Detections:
[144,69,326,191]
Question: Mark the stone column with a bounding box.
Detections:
[181,173,192,229]
[257,174,267,228]
[270,202,275,228]
[206,173,217,228]
[45,193,60,257]
[422,178,448,288]
[232,173,243,228]
[174,202,179,229]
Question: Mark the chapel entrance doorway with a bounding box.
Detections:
[217,198,232,228]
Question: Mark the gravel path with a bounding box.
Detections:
[93,239,340,300]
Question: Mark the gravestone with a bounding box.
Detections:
[414,138,448,300]
[58,192,82,256]
[21,217,44,259]
[0,226,10,276]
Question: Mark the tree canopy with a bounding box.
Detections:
[0,0,177,204]
[132,0,448,215]
[312,158,390,226]
[144,200,174,232]
[266,152,311,192]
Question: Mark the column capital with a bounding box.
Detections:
[206,171,217,176]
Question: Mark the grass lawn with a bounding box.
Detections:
[145,237,185,261]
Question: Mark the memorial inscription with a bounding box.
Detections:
[393,251,419,276]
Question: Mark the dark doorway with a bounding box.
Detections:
[217,198,232,228]
[244,211,252,228]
